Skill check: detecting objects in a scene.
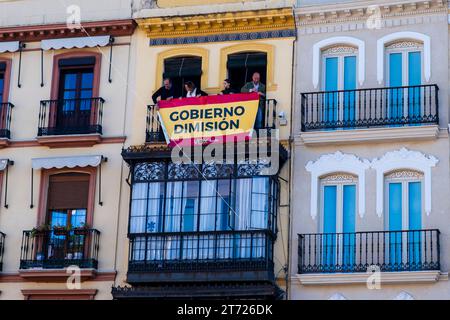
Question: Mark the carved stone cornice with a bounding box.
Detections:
[0,19,136,43]
[296,0,447,26]
[137,8,295,40]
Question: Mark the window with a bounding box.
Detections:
[57,57,95,131]
[386,41,423,121]
[226,52,267,92]
[320,173,357,271]
[384,170,423,268]
[0,62,5,103]
[321,46,357,123]
[130,177,272,234]
[45,173,90,262]
[163,56,202,97]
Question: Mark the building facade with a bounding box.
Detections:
[290,0,450,300]
[0,0,135,300]
[111,0,295,299]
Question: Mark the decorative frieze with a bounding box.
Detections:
[137,8,296,45]
[296,0,446,27]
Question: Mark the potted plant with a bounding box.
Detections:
[30,224,50,237]
[52,224,69,236]
[73,222,90,236]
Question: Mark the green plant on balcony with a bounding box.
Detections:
[30,224,50,237]
[52,224,70,236]
[73,222,90,236]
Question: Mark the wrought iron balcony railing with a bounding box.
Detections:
[301,85,439,131]
[0,103,14,139]
[20,228,100,269]
[38,97,104,136]
[128,230,274,273]
[0,232,4,271]
[298,229,440,274]
[146,98,278,143]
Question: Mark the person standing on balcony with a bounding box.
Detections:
[183,81,208,98]
[220,79,238,95]
[152,78,176,104]
[241,72,266,129]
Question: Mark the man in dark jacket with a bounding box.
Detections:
[152,78,176,104]
[241,72,266,129]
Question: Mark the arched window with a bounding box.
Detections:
[163,55,202,97]
[226,51,267,92]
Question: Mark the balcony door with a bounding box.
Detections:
[387,44,422,122]
[0,63,4,103]
[322,48,357,126]
[385,170,423,270]
[57,66,94,132]
[321,174,356,272]
[45,173,90,264]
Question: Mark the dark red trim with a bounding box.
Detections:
[158,92,260,109]
[0,19,136,42]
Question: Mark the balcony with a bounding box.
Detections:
[0,103,14,147]
[300,85,439,144]
[298,230,440,284]
[127,230,275,283]
[0,232,4,271]
[145,98,278,143]
[37,97,104,148]
[19,228,100,281]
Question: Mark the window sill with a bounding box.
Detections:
[0,138,10,149]
[296,125,440,146]
[36,133,102,148]
[295,270,447,285]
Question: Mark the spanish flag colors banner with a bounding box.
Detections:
[157,92,260,147]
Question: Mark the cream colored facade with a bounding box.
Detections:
[0,0,296,300]
[290,0,450,300]
[0,0,135,300]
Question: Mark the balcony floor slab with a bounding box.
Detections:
[295,270,447,285]
[296,125,441,146]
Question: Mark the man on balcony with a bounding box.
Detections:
[152,78,176,104]
[241,72,266,129]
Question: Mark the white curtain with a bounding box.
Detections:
[165,182,186,260]
[198,180,217,259]
[130,183,148,234]
[235,179,252,258]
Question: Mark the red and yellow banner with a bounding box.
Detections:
[158,93,259,147]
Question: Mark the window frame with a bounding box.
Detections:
[321,46,358,91]
[383,170,425,231]
[37,167,97,227]
[385,42,424,87]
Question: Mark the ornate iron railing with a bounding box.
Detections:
[298,229,440,274]
[128,230,274,273]
[38,97,104,136]
[146,98,278,143]
[300,85,439,131]
[20,229,100,269]
[0,232,5,271]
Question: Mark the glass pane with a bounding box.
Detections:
[63,73,77,90]
[70,209,87,227]
[63,91,77,101]
[216,179,232,231]
[199,180,217,232]
[81,72,94,89]
[165,182,185,232]
[146,182,164,233]
[324,57,338,122]
[49,210,68,227]
[0,74,4,102]
[182,181,199,232]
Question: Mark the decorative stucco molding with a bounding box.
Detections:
[295,0,446,26]
[305,151,370,219]
[329,293,347,300]
[312,36,365,88]
[394,291,415,300]
[137,8,295,44]
[371,148,438,217]
[377,31,431,84]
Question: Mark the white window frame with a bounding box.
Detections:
[319,173,358,234]
[385,42,424,87]
[383,170,425,231]
[321,46,359,91]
